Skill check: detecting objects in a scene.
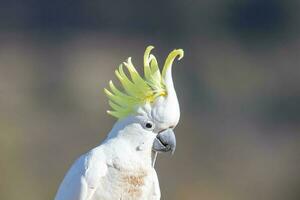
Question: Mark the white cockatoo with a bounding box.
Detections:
[54,45,184,200]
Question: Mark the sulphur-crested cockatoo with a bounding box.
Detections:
[55,45,184,200]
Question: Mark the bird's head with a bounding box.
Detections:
[104,46,183,156]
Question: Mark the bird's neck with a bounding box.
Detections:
[103,134,154,169]
[104,119,157,168]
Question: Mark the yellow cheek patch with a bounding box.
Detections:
[104,45,184,119]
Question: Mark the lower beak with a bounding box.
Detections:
[152,129,176,154]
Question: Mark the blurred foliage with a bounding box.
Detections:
[0,0,300,200]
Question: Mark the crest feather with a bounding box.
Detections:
[104,45,184,119]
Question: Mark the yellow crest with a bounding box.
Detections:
[104,45,184,118]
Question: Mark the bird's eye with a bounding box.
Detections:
[144,121,154,130]
[146,123,152,128]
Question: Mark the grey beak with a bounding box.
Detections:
[152,129,176,154]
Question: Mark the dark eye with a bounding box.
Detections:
[144,121,154,130]
[146,123,152,128]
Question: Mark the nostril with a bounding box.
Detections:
[158,129,165,134]
[158,126,175,134]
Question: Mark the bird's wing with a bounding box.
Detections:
[55,149,107,200]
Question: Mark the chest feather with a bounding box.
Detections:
[120,169,148,199]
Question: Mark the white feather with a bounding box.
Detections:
[55,117,161,200]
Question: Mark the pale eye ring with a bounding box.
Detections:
[144,121,155,130]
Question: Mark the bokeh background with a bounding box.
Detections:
[0,0,300,199]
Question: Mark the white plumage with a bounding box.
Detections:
[55,46,183,200]
[55,117,161,200]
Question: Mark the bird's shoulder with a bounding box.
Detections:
[55,147,108,200]
[80,146,108,188]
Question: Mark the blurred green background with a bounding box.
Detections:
[0,0,300,199]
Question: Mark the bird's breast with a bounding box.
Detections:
[95,164,153,200]
[120,169,148,199]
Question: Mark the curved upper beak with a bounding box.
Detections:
[152,129,176,154]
